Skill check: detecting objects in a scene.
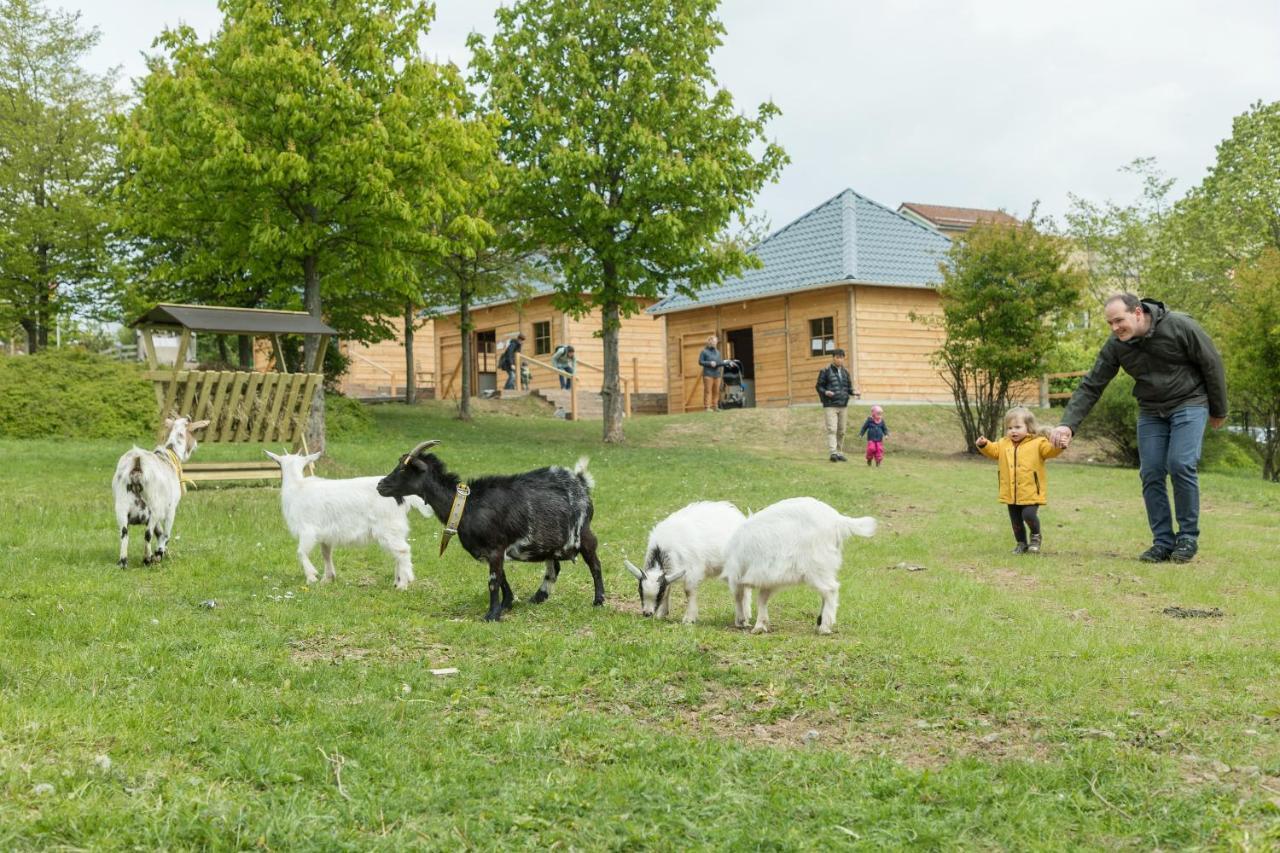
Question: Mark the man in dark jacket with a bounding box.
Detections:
[1050,295,1227,564]
[498,333,525,390]
[815,348,859,461]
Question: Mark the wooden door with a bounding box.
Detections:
[680,332,714,412]
[438,333,462,400]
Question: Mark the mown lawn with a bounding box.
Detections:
[1,401,1278,850]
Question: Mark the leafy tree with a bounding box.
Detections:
[117,0,488,371]
[1065,158,1174,310]
[1148,100,1280,319]
[1214,249,1280,480]
[469,0,787,442]
[0,0,121,353]
[916,217,1085,451]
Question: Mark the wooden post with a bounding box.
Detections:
[1039,374,1049,408]
[632,357,640,396]
[570,375,578,421]
[623,378,631,417]
[272,335,290,373]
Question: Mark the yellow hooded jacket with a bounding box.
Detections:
[977,434,1063,505]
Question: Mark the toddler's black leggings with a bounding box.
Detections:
[1007,504,1041,543]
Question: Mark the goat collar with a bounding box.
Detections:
[157,447,196,494]
[439,483,470,556]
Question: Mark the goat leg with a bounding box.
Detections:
[500,575,515,610]
[530,560,560,604]
[484,555,507,621]
[579,526,606,606]
[142,527,154,566]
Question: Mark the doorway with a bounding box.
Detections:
[724,327,756,408]
[474,329,497,394]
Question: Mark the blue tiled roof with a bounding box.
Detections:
[649,189,952,315]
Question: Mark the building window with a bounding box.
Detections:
[533,321,552,355]
[809,317,835,357]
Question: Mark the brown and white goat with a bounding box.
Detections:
[112,416,210,567]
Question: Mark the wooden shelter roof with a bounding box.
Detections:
[131,303,336,336]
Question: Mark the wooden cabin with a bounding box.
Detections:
[651,189,956,412]
[433,288,668,410]
[336,315,435,399]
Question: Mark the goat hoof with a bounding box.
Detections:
[750,624,769,635]
[530,590,548,604]
[142,556,153,566]
[592,596,605,607]
[483,611,504,622]
[817,626,834,636]
[117,559,128,569]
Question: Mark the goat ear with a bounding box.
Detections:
[264,450,281,463]
[163,416,175,429]
[304,451,322,465]
[664,567,687,583]
[190,419,211,431]
[624,559,645,580]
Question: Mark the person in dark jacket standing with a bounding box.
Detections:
[816,348,859,461]
[699,335,724,412]
[1050,294,1227,564]
[498,333,525,390]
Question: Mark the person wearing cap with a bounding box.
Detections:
[815,348,859,461]
[859,405,890,467]
[551,343,576,389]
[498,332,526,390]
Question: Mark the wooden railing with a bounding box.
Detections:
[1040,370,1086,407]
[515,353,632,420]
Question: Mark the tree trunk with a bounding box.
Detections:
[303,252,321,371]
[217,336,230,365]
[21,319,38,355]
[238,335,253,369]
[458,288,472,421]
[404,302,416,404]
[601,296,624,444]
[306,386,326,455]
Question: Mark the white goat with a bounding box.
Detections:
[112,415,210,567]
[265,451,433,588]
[624,501,746,622]
[723,497,877,635]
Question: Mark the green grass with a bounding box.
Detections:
[2,401,1278,850]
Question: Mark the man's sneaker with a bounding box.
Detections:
[1139,544,1172,563]
[1011,542,1029,555]
[835,452,848,462]
[1170,536,1198,563]
[829,453,841,462]
[1028,533,1042,554]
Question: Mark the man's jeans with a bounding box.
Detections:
[503,368,516,390]
[1137,405,1208,548]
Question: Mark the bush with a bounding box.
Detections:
[324,393,375,440]
[1201,429,1262,474]
[0,349,155,439]
[1076,374,1140,466]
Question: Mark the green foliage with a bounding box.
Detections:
[117,0,491,357]
[0,349,153,439]
[1201,429,1262,474]
[918,218,1085,450]
[1213,248,1280,480]
[0,0,123,352]
[323,393,376,440]
[1064,157,1175,309]
[1148,100,1280,319]
[1076,373,1140,466]
[469,0,788,441]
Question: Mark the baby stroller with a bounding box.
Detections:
[719,359,746,409]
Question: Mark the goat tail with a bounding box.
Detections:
[127,452,146,495]
[405,495,434,519]
[574,456,595,490]
[840,514,878,539]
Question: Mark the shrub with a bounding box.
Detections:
[1077,374,1140,466]
[1201,429,1262,474]
[0,349,155,439]
[324,394,375,440]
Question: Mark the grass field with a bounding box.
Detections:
[2,401,1278,850]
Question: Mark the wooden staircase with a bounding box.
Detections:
[502,387,607,419]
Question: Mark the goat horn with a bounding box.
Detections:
[624,559,645,580]
[408,440,440,457]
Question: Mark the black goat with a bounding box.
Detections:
[376,440,605,621]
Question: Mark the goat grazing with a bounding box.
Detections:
[723,497,876,635]
[624,501,746,622]
[376,440,604,621]
[265,451,433,588]
[112,415,210,567]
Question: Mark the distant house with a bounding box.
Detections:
[431,285,668,407]
[650,189,954,411]
[897,202,1020,237]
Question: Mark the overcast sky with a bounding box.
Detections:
[78,0,1280,231]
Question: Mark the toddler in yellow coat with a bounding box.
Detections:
[976,406,1065,555]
